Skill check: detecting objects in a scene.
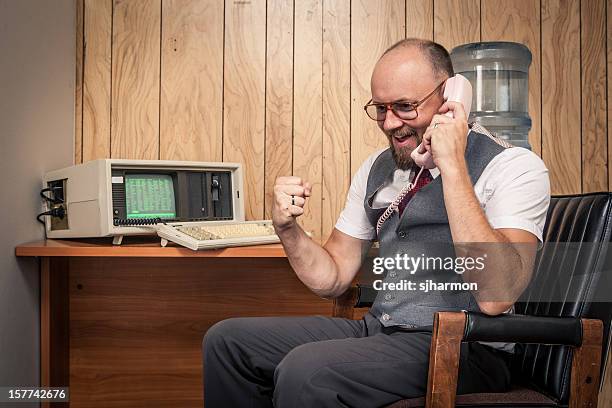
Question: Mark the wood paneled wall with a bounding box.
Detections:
[75,0,610,242]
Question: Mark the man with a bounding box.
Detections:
[203,38,550,407]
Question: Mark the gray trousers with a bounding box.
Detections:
[202,312,511,408]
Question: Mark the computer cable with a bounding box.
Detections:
[36,206,66,225]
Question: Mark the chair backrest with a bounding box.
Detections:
[513,193,612,404]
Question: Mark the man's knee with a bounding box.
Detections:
[202,317,254,357]
[273,342,340,407]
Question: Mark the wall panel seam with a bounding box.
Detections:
[221,0,226,161]
[580,0,583,193]
[320,0,324,239]
[158,0,163,161]
[606,0,610,190]
[109,0,114,158]
[291,0,296,176]
[536,0,541,157]
[263,0,268,216]
[79,0,85,164]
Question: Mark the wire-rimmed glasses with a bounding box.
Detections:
[363,81,445,122]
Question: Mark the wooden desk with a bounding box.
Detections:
[16,239,332,407]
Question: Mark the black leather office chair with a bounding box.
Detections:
[333,193,612,407]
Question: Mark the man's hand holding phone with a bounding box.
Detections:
[272,176,311,233]
[421,101,469,174]
[411,73,472,170]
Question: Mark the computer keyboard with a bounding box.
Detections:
[156,220,280,250]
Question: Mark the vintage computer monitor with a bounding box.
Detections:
[42,159,245,245]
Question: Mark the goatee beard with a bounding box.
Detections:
[387,126,421,170]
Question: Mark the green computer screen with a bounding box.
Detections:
[125,174,176,219]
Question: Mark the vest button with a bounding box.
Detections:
[398,231,406,238]
[382,313,390,321]
[384,293,393,301]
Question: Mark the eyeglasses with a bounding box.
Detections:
[363,81,445,122]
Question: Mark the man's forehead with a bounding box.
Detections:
[371,48,438,101]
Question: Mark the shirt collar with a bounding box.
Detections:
[408,166,440,179]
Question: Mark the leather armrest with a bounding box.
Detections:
[343,287,585,346]
[463,312,583,346]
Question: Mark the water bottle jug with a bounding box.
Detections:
[450,42,532,150]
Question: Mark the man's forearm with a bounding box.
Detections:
[440,160,528,312]
[440,161,500,243]
[276,224,343,298]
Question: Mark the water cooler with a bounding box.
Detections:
[450,42,532,149]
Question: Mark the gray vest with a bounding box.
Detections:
[364,130,507,327]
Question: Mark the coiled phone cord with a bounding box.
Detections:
[375,166,425,236]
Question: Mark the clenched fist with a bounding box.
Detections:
[272,176,311,232]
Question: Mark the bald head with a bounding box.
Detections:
[381,38,454,81]
[371,39,453,104]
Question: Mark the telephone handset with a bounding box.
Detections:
[410,74,473,169]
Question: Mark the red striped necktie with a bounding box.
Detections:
[398,167,433,216]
